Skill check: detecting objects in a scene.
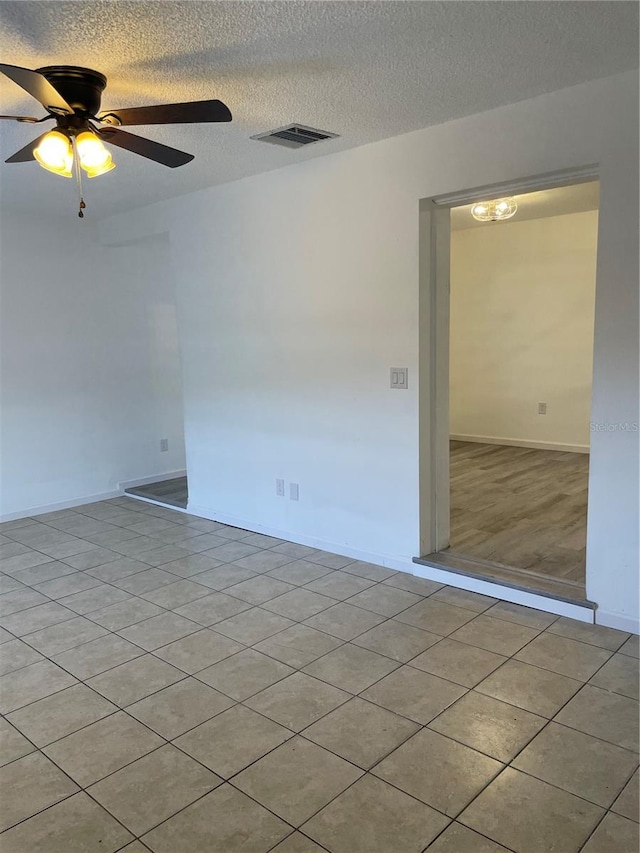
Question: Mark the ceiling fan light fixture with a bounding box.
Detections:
[75,131,115,177]
[471,197,518,222]
[34,129,73,178]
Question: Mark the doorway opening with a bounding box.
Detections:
[418,171,599,604]
[125,476,188,509]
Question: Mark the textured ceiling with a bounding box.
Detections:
[0,1,637,220]
[452,181,600,230]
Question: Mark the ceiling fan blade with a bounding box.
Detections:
[97,127,194,167]
[0,64,72,115]
[5,132,50,163]
[0,114,40,122]
[98,99,231,126]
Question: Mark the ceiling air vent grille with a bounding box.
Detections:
[251,124,339,149]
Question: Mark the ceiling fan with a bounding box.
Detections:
[0,63,232,212]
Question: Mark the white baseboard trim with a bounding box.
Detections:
[595,609,640,635]
[187,502,594,623]
[0,490,122,523]
[118,470,187,490]
[450,434,589,454]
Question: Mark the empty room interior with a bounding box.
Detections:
[443,182,598,599]
[0,3,638,853]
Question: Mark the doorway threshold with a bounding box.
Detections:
[125,476,188,509]
[414,551,594,611]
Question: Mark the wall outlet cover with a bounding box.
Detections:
[160,438,169,452]
[390,368,408,389]
[289,483,299,501]
[276,478,285,497]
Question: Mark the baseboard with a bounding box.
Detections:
[118,470,187,490]
[595,609,640,635]
[0,489,122,522]
[450,434,589,454]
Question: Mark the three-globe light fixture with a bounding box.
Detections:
[33,127,115,179]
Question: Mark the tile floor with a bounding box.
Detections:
[0,496,638,853]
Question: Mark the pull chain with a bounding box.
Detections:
[72,138,86,218]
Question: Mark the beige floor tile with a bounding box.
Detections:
[88,744,221,835]
[86,654,185,706]
[383,573,444,596]
[57,584,131,615]
[175,704,294,777]
[361,665,466,724]
[62,548,123,569]
[425,822,511,851]
[460,767,605,853]
[21,615,108,656]
[43,711,164,786]
[0,717,36,766]
[430,691,546,761]
[214,607,295,644]
[270,833,327,852]
[513,721,639,808]
[34,572,103,599]
[155,629,245,674]
[88,597,164,630]
[0,751,79,831]
[233,551,297,573]
[160,554,225,578]
[0,600,75,636]
[254,624,343,668]
[118,611,201,650]
[373,728,502,817]
[86,557,151,582]
[304,697,419,768]
[0,659,77,713]
[352,619,440,662]
[485,600,559,630]
[192,564,257,589]
[174,591,252,625]
[411,638,507,687]
[547,617,630,651]
[141,579,212,609]
[515,633,613,681]
[112,568,180,595]
[395,599,476,636]
[304,602,386,640]
[476,659,583,717]
[619,635,639,659]
[137,544,194,566]
[0,637,44,675]
[51,633,143,679]
[234,736,362,825]
[590,652,639,700]
[555,685,639,751]
[197,647,293,699]
[268,559,334,586]
[347,585,423,617]
[306,551,357,570]
[12,562,77,587]
[245,672,350,731]
[264,588,338,621]
[612,768,639,822]
[141,784,290,853]
[6,683,117,746]
[303,643,400,693]
[203,540,262,562]
[343,561,396,581]
[271,542,320,559]
[304,570,375,599]
[430,586,498,613]
[0,792,134,853]
[302,774,448,853]
[581,812,640,853]
[451,614,540,656]
[127,676,234,738]
[225,575,295,605]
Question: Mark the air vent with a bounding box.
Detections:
[251,124,339,149]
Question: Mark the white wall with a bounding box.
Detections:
[0,215,186,517]
[450,210,597,451]
[98,71,639,631]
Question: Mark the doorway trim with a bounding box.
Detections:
[418,164,600,584]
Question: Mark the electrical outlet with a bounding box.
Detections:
[289,483,299,501]
[390,368,408,389]
[276,479,285,497]
[160,438,169,452]
[538,402,547,415]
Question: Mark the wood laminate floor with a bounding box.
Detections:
[449,441,588,586]
[125,476,188,509]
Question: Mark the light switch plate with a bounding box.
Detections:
[390,368,408,389]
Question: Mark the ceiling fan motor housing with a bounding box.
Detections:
[36,66,107,116]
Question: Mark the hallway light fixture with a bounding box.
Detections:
[471,197,517,222]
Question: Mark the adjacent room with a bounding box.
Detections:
[446,183,598,598]
[0,3,638,853]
